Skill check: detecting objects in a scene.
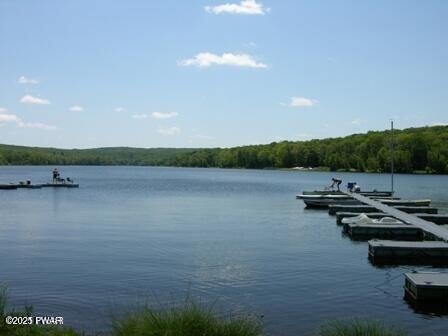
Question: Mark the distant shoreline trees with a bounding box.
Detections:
[0,125,447,174]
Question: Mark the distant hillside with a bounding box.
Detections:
[1,125,447,173]
[0,146,194,166]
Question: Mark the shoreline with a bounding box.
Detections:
[0,164,445,176]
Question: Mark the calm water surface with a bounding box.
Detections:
[1,167,447,335]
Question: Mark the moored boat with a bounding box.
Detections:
[301,190,393,197]
[296,194,353,200]
[303,198,362,208]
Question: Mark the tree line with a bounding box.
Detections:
[0,125,447,174]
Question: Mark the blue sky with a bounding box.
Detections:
[0,0,447,149]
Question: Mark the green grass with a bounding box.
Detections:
[111,302,262,336]
[1,287,409,336]
[319,319,407,336]
[0,286,82,336]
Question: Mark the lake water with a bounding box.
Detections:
[1,166,447,335]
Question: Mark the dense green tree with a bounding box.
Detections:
[0,126,447,174]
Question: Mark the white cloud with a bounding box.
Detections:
[351,118,362,125]
[20,95,50,105]
[0,113,20,123]
[132,114,148,119]
[114,107,126,113]
[69,105,84,112]
[205,0,269,15]
[18,75,39,85]
[151,112,178,119]
[158,126,181,135]
[0,112,55,130]
[289,96,315,108]
[179,52,267,68]
[0,107,7,113]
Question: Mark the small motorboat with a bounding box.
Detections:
[297,194,362,208]
[296,194,353,200]
[301,190,393,197]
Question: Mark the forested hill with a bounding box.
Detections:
[0,125,447,174]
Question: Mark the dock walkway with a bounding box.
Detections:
[348,192,448,242]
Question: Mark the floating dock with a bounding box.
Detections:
[41,183,79,188]
[328,204,438,215]
[16,184,43,189]
[350,193,448,241]
[0,184,18,190]
[405,272,448,302]
[378,199,431,207]
[1,181,79,190]
[336,212,448,225]
[368,240,448,264]
[344,224,423,240]
[298,187,448,307]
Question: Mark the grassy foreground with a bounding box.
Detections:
[320,319,407,336]
[1,289,407,336]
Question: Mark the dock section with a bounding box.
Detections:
[405,272,448,302]
[349,192,448,242]
[369,240,448,264]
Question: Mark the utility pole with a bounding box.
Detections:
[390,120,394,194]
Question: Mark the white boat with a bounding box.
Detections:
[296,194,353,200]
[297,194,363,208]
[341,213,403,225]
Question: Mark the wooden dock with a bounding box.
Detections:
[349,192,448,242]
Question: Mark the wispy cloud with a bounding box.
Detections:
[0,107,8,113]
[132,114,148,119]
[114,107,126,113]
[0,112,56,130]
[151,112,178,119]
[179,52,267,68]
[288,96,316,108]
[18,75,39,85]
[158,126,181,135]
[20,95,50,105]
[69,105,84,112]
[205,0,269,15]
[0,113,20,123]
[351,118,362,125]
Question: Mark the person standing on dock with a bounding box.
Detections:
[52,168,59,183]
[329,178,342,191]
